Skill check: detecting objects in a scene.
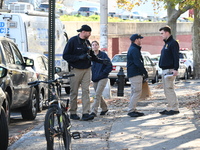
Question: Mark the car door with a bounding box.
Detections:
[143,55,155,79]
[7,42,31,107]
[37,55,49,99]
[2,40,23,106]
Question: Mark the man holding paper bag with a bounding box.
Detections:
[127,34,149,117]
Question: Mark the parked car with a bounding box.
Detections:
[0,37,38,122]
[22,52,62,112]
[179,50,193,78]
[0,67,8,150]
[178,61,188,80]
[109,53,158,85]
[149,54,162,78]
[77,6,100,16]
[37,2,49,12]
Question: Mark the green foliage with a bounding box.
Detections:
[59,15,100,21]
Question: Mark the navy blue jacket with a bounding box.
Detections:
[63,35,103,69]
[127,43,148,78]
[91,51,112,82]
[159,35,179,70]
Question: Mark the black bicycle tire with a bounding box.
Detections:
[44,107,71,150]
[0,107,9,150]
[63,113,72,150]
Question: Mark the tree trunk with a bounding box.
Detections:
[192,8,200,79]
[166,1,179,39]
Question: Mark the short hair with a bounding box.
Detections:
[91,40,99,45]
[159,25,171,34]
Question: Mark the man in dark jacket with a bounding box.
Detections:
[127,34,148,117]
[63,25,109,121]
[159,25,180,115]
[90,41,112,117]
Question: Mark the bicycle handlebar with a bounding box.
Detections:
[28,74,75,86]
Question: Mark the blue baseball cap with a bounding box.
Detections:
[130,34,143,41]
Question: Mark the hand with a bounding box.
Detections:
[102,59,111,65]
[87,54,92,60]
[172,70,178,76]
[79,54,88,60]
[143,74,148,80]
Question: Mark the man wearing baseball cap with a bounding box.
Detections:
[127,34,148,117]
[63,24,110,121]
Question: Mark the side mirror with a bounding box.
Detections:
[55,67,62,73]
[0,66,8,78]
[25,58,34,67]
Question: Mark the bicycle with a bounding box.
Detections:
[28,74,80,150]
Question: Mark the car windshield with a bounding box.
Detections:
[112,55,127,62]
[78,7,89,11]
[40,4,49,8]
[179,53,186,59]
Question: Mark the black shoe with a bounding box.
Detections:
[128,111,144,117]
[159,110,168,115]
[100,110,108,115]
[90,112,97,117]
[70,114,80,120]
[135,111,144,116]
[165,110,180,115]
[82,113,94,121]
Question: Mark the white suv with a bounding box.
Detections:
[179,50,193,78]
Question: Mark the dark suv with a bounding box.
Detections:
[0,37,38,122]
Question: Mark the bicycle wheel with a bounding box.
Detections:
[0,107,9,150]
[44,107,71,150]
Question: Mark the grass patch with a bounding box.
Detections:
[59,14,146,22]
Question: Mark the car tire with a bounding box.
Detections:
[110,79,115,86]
[4,92,10,124]
[184,69,188,80]
[37,91,44,112]
[0,107,9,150]
[21,88,37,120]
[152,72,159,84]
[65,87,70,94]
[188,67,192,79]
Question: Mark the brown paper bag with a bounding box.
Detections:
[140,81,152,100]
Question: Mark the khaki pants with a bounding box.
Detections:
[128,75,143,113]
[91,78,108,114]
[162,69,179,111]
[69,68,91,114]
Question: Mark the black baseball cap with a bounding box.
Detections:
[77,25,92,32]
[130,34,143,41]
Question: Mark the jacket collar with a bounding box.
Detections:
[132,43,141,50]
[164,35,173,43]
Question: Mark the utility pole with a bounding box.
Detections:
[48,0,55,100]
[100,0,108,52]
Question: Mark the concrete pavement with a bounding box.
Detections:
[8,80,200,150]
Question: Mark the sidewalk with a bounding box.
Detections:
[8,80,200,150]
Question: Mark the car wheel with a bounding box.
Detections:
[184,69,188,80]
[0,107,9,150]
[21,88,37,120]
[65,87,70,94]
[110,79,115,86]
[188,67,192,79]
[152,72,159,84]
[37,91,44,112]
[4,92,10,124]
